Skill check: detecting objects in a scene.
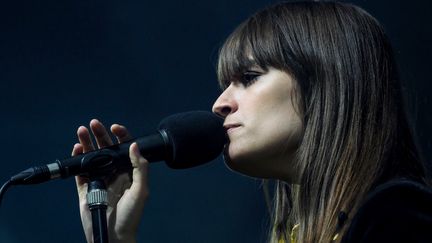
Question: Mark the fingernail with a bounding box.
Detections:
[133,142,141,154]
[77,126,87,134]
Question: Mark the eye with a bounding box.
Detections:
[240,71,262,87]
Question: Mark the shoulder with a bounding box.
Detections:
[342,179,432,243]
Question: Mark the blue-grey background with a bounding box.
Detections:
[0,0,430,242]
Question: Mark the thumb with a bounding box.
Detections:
[128,142,149,198]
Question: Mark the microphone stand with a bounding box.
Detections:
[81,149,121,243]
[87,178,109,243]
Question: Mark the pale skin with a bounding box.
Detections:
[72,120,149,243]
[212,67,303,182]
[74,67,303,242]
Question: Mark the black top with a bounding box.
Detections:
[342,179,432,242]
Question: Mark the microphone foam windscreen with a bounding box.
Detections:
[158,111,226,169]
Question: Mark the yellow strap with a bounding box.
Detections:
[286,224,339,243]
[289,224,299,243]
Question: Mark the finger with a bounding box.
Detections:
[111,124,132,143]
[71,142,83,156]
[71,143,88,186]
[128,142,149,197]
[77,126,95,153]
[71,143,89,198]
[90,119,113,148]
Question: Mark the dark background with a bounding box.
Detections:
[0,0,430,242]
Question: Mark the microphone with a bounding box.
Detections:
[9,111,226,185]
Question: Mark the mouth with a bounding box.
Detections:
[223,123,242,133]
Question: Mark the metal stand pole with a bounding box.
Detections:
[87,179,109,243]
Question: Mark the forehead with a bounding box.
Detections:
[218,51,267,87]
[217,18,286,89]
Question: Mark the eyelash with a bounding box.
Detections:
[240,71,262,87]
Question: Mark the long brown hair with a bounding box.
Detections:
[217,1,429,242]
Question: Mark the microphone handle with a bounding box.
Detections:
[10,131,171,185]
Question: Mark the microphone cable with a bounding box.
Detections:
[0,179,12,207]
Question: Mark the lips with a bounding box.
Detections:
[224,123,241,133]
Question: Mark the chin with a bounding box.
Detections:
[223,144,250,166]
[223,148,273,179]
[223,146,297,181]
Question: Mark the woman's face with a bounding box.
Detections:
[212,67,304,181]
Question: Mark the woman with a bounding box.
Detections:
[72,1,432,242]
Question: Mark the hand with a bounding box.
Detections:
[72,119,149,243]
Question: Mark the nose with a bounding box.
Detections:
[212,85,238,118]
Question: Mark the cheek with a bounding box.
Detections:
[267,118,303,152]
[227,114,303,164]
[224,121,303,179]
[257,119,301,156]
[255,97,303,146]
